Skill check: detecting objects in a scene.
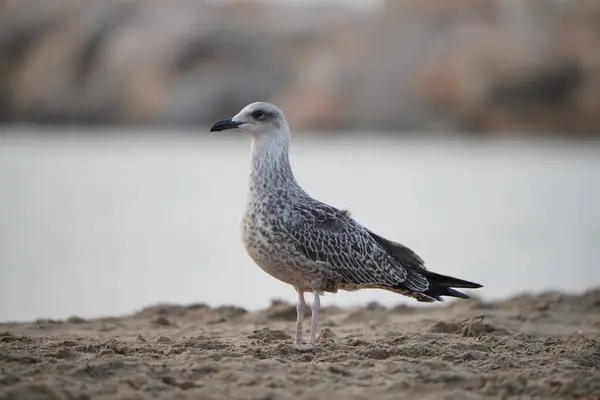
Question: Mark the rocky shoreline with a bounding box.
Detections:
[1,0,599,136]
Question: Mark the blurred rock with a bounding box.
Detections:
[314,0,600,135]
[0,0,598,136]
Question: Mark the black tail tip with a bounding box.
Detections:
[427,286,480,302]
[421,271,483,301]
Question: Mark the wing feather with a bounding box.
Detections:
[281,200,429,291]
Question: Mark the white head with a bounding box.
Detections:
[209,102,289,139]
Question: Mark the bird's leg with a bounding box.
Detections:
[307,292,320,347]
[294,288,306,346]
[295,291,320,351]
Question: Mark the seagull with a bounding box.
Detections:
[210,102,483,350]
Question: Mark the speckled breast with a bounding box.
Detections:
[240,206,313,288]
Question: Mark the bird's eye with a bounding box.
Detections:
[252,110,266,120]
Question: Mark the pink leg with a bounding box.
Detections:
[307,293,320,347]
[294,289,306,346]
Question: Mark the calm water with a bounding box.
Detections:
[1,131,599,322]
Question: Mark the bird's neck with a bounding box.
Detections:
[248,134,301,198]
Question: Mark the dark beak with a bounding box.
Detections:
[209,118,243,132]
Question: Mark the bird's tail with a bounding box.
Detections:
[414,270,483,302]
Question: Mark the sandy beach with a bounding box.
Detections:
[1,289,599,400]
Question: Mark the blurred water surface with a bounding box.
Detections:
[0,131,599,322]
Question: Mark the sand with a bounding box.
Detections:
[1,289,599,400]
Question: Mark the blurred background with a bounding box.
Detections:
[0,0,599,322]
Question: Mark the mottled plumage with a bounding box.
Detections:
[210,102,483,350]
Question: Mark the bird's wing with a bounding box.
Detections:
[366,229,426,270]
[280,200,429,292]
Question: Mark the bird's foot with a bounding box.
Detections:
[294,342,316,352]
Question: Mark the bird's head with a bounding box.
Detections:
[209,102,289,139]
